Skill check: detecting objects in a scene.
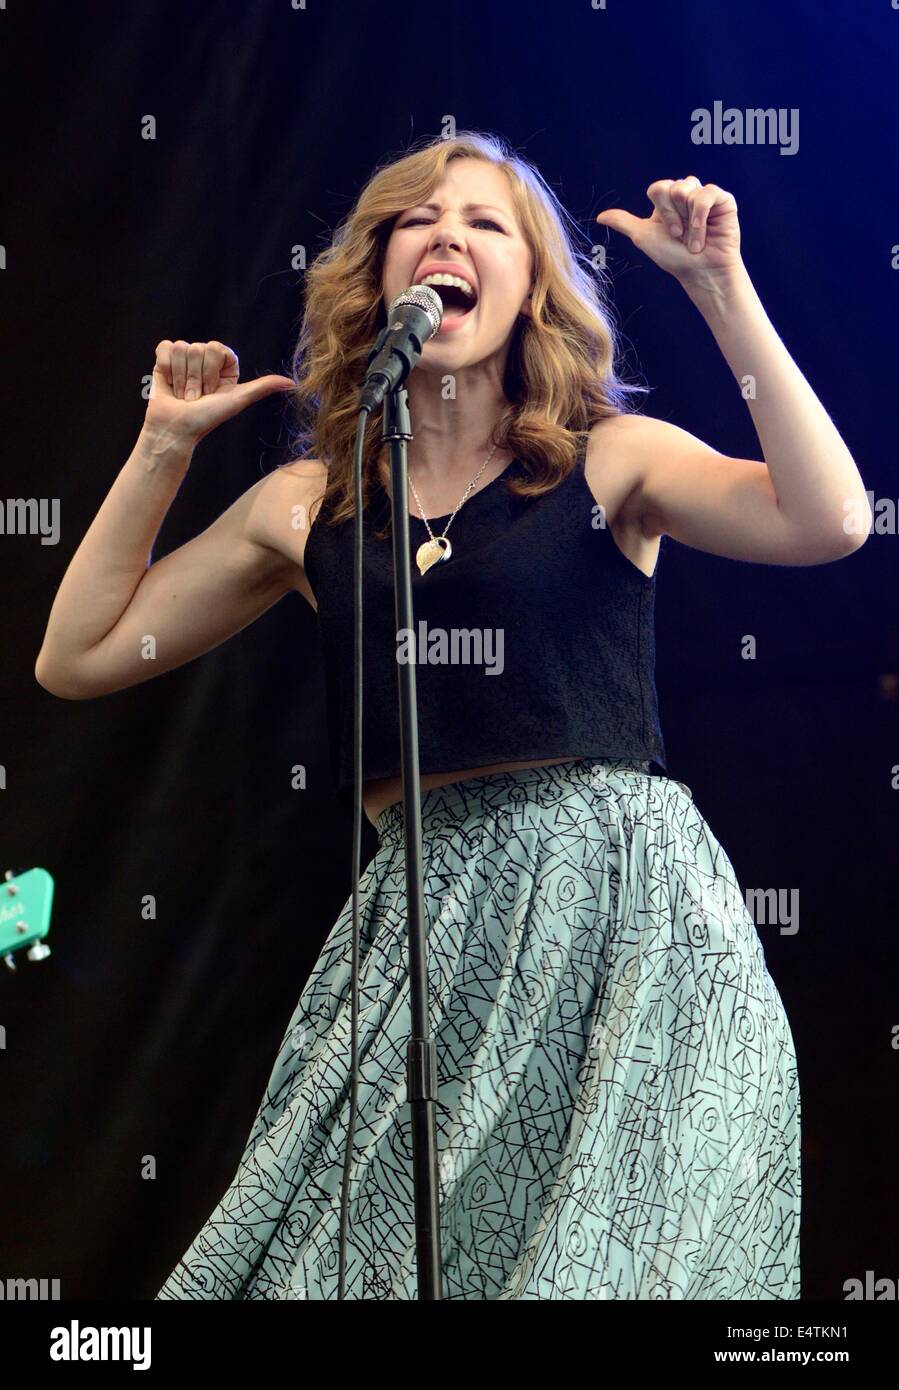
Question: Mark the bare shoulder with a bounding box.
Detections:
[583,415,667,576]
[588,412,705,468]
[277,458,331,532]
[247,458,330,607]
[279,458,329,484]
[276,457,329,499]
[584,413,657,528]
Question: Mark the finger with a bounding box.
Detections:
[206,341,239,390]
[595,208,644,242]
[668,176,703,234]
[645,180,683,239]
[242,374,296,399]
[682,187,716,252]
[217,374,296,418]
[201,342,228,395]
[153,340,174,395]
[184,343,206,401]
[170,340,189,398]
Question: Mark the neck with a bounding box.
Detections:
[400,363,513,483]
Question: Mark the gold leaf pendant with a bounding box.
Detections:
[415,536,452,576]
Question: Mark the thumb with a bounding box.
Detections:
[215,374,296,420]
[235,373,296,402]
[595,209,644,243]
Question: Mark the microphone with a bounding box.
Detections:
[358,285,443,413]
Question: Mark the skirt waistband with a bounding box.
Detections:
[374,757,654,846]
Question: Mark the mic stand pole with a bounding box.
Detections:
[381,383,444,1301]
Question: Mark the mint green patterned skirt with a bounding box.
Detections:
[155,758,801,1300]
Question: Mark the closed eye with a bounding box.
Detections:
[399,217,505,232]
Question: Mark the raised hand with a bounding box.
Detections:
[146,339,296,444]
[596,176,742,288]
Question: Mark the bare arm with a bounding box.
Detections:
[596,177,872,564]
[35,339,298,698]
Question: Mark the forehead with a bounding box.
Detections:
[411,159,516,216]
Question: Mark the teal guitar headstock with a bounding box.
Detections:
[2,868,55,972]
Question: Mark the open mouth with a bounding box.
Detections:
[415,276,478,324]
[433,282,476,320]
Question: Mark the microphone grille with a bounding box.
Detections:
[389,284,443,337]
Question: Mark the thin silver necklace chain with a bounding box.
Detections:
[407,441,500,544]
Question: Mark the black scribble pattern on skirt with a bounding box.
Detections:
[155,759,800,1301]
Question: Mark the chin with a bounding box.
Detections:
[425,322,506,355]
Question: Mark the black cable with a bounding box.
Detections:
[335,289,440,1298]
[337,406,371,1301]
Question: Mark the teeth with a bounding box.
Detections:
[417,272,477,299]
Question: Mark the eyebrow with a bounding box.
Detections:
[411,202,511,219]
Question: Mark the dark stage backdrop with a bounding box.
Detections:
[1,0,896,1301]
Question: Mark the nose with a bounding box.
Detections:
[427,215,468,258]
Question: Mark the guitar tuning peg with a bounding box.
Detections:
[3,953,17,973]
[26,942,51,963]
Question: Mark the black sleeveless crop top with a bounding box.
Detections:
[303,445,667,812]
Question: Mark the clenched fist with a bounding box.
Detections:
[146,339,295,444]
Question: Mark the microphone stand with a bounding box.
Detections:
[381,384,444,1301]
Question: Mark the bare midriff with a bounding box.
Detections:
[362,754,584,828]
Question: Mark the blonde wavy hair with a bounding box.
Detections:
[286,130,648,540]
